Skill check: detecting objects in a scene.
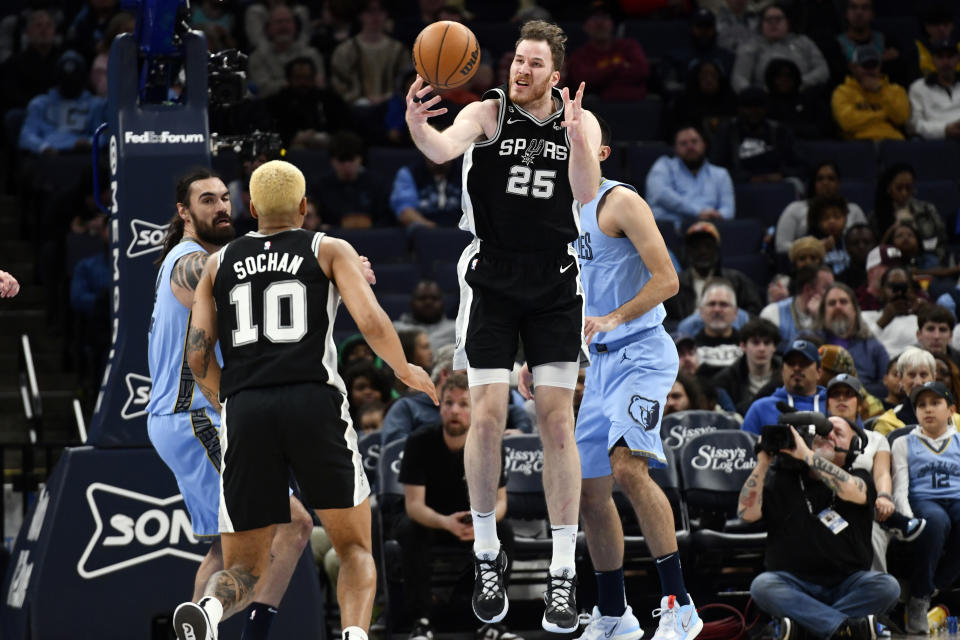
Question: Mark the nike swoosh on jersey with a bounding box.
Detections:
[507,118,525,124]
[560,262,575,273]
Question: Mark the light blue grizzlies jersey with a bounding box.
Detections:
[146,240,222,416]
[573,178,666,344]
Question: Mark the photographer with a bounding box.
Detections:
[739,415,900,638]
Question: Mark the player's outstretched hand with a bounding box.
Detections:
[358,255,376,285]
[405,75,448,128]
[517,363,534,400]
[398,363,439,405]
[0,270,20,298]
[561,82,586,143]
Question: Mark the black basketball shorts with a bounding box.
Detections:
[453,238,588,371]
[219,382,369,532]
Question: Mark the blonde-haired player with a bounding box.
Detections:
[173,160,438,640]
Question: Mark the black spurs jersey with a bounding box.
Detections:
[462,85,579,252]
[213,229,342,399]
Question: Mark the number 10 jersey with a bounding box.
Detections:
[212,229,342,399]
[460,85,579,252]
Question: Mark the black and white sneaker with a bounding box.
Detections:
[473,549,509,623]
[409,618,435,640]
[173,602,217,640]
[542,569,578,633]
[477,622,525,640]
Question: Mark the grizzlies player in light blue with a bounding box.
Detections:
[522,120,702,640]
[147,170,312,640]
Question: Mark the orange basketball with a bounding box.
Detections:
[412,21,480,90]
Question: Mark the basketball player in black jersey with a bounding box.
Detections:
[173,160,438,640]
[406,20,602,633]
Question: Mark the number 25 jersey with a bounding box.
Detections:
[460,86,579,252]
[212,229,342,399]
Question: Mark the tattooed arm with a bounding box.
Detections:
[187,255,222,412]
[170,251,208,308]
[737,450,771,522]
[781,426,869,505]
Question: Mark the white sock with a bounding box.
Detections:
[471,508,500,557]
[550,524,578,575]
[198,596,223,626]
[343,625,368,640]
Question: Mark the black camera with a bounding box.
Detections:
[760,424,795,453]
[208,49,248,108]
[760,407,832,457]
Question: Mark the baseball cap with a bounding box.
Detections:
[784,339,821,366]
[57,49,87,76]
[685,221,720,244]
[865,244,902,271]
[910,380,955,407]
[852,45,881,66]
[691,8,716,27]
[827,373,864,399]
[671,332,695,349]
[819,344,857,376]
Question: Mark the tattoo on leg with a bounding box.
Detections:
[205,567,258,617]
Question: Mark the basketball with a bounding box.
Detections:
[412,21,480,90]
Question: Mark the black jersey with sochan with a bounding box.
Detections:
[212,229,343,399]
[462,85,579,252]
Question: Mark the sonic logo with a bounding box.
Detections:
[127,219,169,258]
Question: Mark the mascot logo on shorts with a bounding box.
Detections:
[628,395,660,432]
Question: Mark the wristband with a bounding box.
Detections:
[877,492,893,500]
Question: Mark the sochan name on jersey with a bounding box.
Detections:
[124,130,205,145]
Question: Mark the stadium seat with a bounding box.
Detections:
[626,142,672,193]
[503,434,553,557]
[878,139,960,181]
[838,180,875,213]
[284,148,330,181]
[358,430,382,490]
[887,425,911,446]
[373,263,421,294]
[657,219,682,257]
[722,254,771,292]
[410,227,473,273]
[660,410,743,450]
[794,140,877,182]
[330,228,409,263]
[621,20,691,60]
[615,446,691,555]
[916,180,960,233]
[714,219,765,257]
[380,293,411,320]
[735,182,796,226]
[593,98,663,142]
[431,261,459,293]
[367,147,421,183]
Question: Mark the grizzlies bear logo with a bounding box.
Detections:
[628,395,660,432]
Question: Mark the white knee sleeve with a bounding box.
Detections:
[467,367,511,387]
[531,361,579,390]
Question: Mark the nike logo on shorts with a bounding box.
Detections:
[560,262,575,274]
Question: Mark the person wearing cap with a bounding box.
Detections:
[17,49,106,155]
[645,125,735,231]
[833,0,903,86]
[741,339,828,435]
[663,221,761,322]
[856,244,902,312]
[912,3,960,79]
[890,380,960,634]
[817,282,889,387]
[565,2,650,102]
[831,44,909,141]
[873,346,940,436]
[818,344,885,419]
[760,265,834,346]
[908,36,960,139]
[711,317,781,415]
[861,266,929,358]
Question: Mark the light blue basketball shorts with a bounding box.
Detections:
[576,325,679,479]
[148,408,222,537]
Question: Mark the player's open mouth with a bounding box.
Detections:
[514,79,529,87]
[215,218,231,227]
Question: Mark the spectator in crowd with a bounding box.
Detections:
[248,5,325,98]
[788,236,826,272]
[244,0,312,54]
[339,333,376,370]
[0,9,61,110]
[872,163,948,265]
[396,373,519,640]
[741,413,899,640]
[916,305,960,369]
[862,265,927,357]
[934,353,960,406]
[310,0,353,73]
[398,329,434,384]
[818,346,885,419]
[807,195,852,276]
[312,131,391,228]
[760,265,834,346]
[69,211,110,401]
[356,400,385,435]
[741,339,828,435]
[711,318,782,414]
[912,3,960,79]
[883,222,960,290]
[674,333,700,378]
[665,372,714,415]
[389,155,462,228]
[817,282,889,387]
[730,3,829,93]
[837,224,877,291]
[891,381,960,634]
[18,49,105,155]
[663,9,735,92]
[0,270,20,298]
[266,56,351,149]
[881,356,902,410]
[909,37,960,139]
[714,0,758,55]
[330,0,409,106]
[565,2,649,102]
[343,360,393,418]
[664,222,762,322]
[774,162,868,257]
[857,244,902,312]
[190,0,237,51]
[393,280,456,349]
[709,87,801,184]
[645,125,735,229]
[832,45,909,141]
[665,59,738,142]
[764,58,835,140]
[66,0,118,62]
[874,346,935,435]
[694,279,743,378]
[831,0,903,86]
[89,51,107,97]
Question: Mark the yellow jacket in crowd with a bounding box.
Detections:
[832,75,910,141]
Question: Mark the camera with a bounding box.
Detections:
[760,408,832,457]
[208,49,248,108]
[760,425,796,454]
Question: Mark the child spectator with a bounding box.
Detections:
[808,194,851,275]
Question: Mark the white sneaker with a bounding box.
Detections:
[650,595,702,640]
[578,606,644,640]
[173,601,218,640]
